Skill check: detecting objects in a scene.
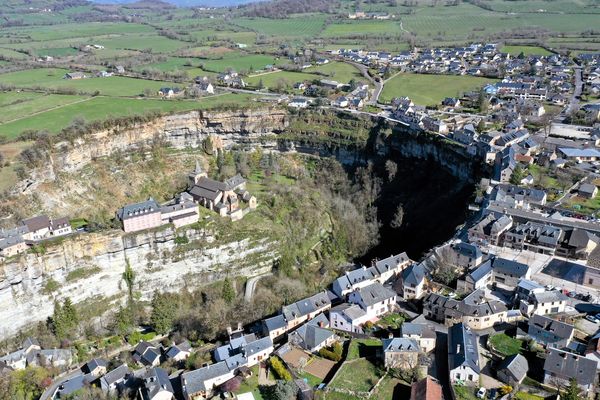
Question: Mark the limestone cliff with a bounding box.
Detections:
[54,108,289,173]
[0,226,276,339]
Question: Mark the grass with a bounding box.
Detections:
[246,70,321,89]
[298,371,323,388]
[377,313,405,329]
[234,15,328,38]
[0,93,86,123]
[0,93,255,138]
[564,195,600,216]
[373,376,405,399]
[489,333,523,356]
[454,385,479,400]
[500,45,552,56]
[66,266,102,282]
[321,20,403,37]
[514,393,545,400]
[328,358,384,393]
[305,62,364,85]
[235,365,264,400]
[346,339,382,361]
[200,53,279,73]
[380,73,497,106]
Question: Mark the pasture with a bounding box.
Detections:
[500,45,552,56]
[0,93,255,138]
[0,68,183,97]
[306,61,364,84]
[200,53,280,73]
[233,15,328,38]
[380,73,497,105]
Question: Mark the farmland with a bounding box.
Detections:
[500,45,552,56]
[0,93,255,138]
[381,73,497,106]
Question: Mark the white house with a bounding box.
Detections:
[329,303,370,333]
[348,282,397,320]
[448,323,480,386]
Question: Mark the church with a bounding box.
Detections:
[187,161,257,221]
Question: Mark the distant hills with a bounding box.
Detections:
[88,0,261,6]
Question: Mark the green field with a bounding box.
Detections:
[0,93,254,138]
[329,358,384,393]
[246,70,321,89]
[234,15,328,38]
[381,73,497,105]
[200,53,279,73]
[322,20,403,37]
[0,93,86,123]
[0,22,154,41]
[501,45,553,56]
[0,68,183,97]
[306,62,364,84]
[489,334,523,357]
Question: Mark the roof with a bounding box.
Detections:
[224,174,246,190]
[330,303,367,321]
[141,367,174,400]
[469,260,493,283]
[282,291,331,321]
[100,364,129,386]
[402,263,427,286]
[492,257,530,278]
[21,215,50,232]
[190,177,228,201]
[452,242,482,259]
[559,147,600,158]
[56,373,87,397]
[580,183,598,194]
[352,282,397,307]
[82,358,107,374]
[410,376,443,400]
[118,199,160,220]
[543,348,597,385]
[243,337,273,358]
[498,354,528,382]
[290,324,334,350]
[448,323,480,373]
[181,361,231,395]
[533,290,568,304]
[401,323,436,339]
[264,314,286,332]
[517,278,544,292]
[528,314,574,340]
[382,337,420,353]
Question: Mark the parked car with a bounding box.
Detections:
[594,313,600,320]
[586,315,599,323]
[477,387,487,399]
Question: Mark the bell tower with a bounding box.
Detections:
[188,160,207,187]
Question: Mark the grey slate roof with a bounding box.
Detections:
[140,367,174,400]
[282,291,330,321]
[402,263,426,286]
[528,315,574,341]
[533,290,568,304]
[181,361,231,395]
[469,259,493,283]
[579,183,597,195]
[330,303,367,321]
[264,314,286,332]
[492,257,530,278]
[353,282,397,307]
[382,338,420,353]
[190,177,228,201]
[291,324,335,350]
[82,358,107,374]
[498,354,528,382]
[452,242,482,259]
[448,323,480,373]
[118,199,160,220]
[401,323,436,339]
[100,364,129,386]
[544,348,597,385]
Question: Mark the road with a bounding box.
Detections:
[244,272,272,302]
[344,60,383,105]
[564,66,583,118]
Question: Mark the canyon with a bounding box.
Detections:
[0,107,483,340]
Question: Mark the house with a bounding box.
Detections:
[166,341,192,362]
[289,323,336,353]
[490,184,547,207]
[132,341,162,367]
[468,214,513,245]
[558,147,600,162]
[217,72,245,88]
[515,278,545,302]
[159,194,199,229]
[503,222,563,255]
[329,303,369,333]
[188,164,256,220]
[21,215,72,241]
[494,146,517,183]
[333,96,349,108]
[442,97,461,108]
[527,314,574,349]
[543,348,598,395]
[519,290,568,317]
[158,87,183,98]
[117,198,162,233]
[64,72,85,80]
[401,323,436,353]
[497,354,528,385]
[288,98,310,108]
[81,358,108,376]
[332,253,411,297]
[401,263,427,300]
[100,364,130,394]
[448,323,480,385]
[52,373,89,399]
[456,259,492,293]
[181,362,235,400]
[579,183,598,199]
[193,76,215,94]
[381,338,421,369]
[423,290,508,330]
[348,282,397,320]
[262,314,287,340]
[447,241,483,269]
[139,367,174,400]
[0,229,28,258]
[282,291,332,330]
[410,376,443,400]
[491,257,531,287]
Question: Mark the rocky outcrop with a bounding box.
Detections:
[0,227,276,339]
[53,108,289,173]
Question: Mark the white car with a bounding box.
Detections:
[477,387,486,399]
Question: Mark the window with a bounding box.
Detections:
[468,374,474,381]
[589,278,594,284]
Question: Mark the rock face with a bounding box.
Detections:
[0,227,276,339]
[54,109,289,173]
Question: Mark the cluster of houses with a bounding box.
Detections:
[0,338,72,371]
[117,162,257,233]
[0,215,72,259]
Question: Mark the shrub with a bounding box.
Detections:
[318,347,342,362]
[174,235,189,245]
[269,356,292,381]
[43,278,60,295]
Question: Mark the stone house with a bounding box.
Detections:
[468,214,513,245]
[118,199,163,233]
[401,323,436,353]
[448,323,480,385]
[329,303,369,334]
[520,290,568,317]
[401,263,427,300]
[348,282,397,320]
[181,362,235,400]
[527,314,574,349]
[543,348,597,396]
[100,364,130,395]
[497,354,528,386]
[381,338,421,369]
